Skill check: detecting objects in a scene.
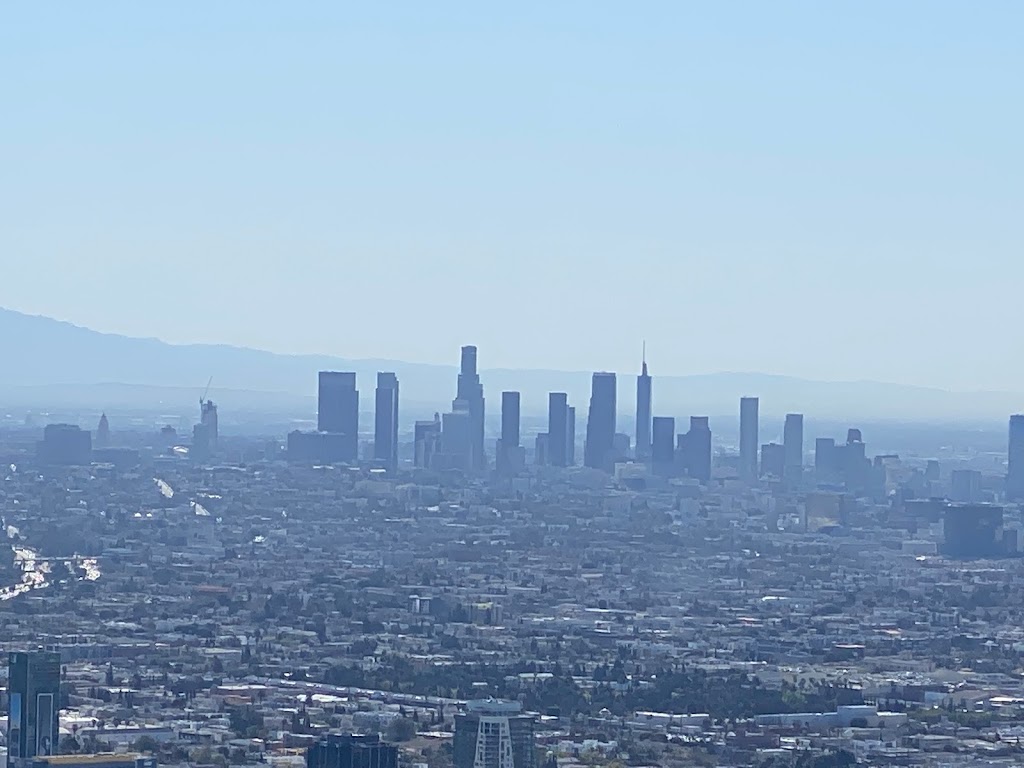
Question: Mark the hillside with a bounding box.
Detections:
[0,307,1018,421]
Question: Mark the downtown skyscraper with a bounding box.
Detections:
[547,392,572,467]
[783,412,803,480]
[635,348,652,462]
[584,372,617,471]
[318,371,359,462]
[373,372,399,472]
[1008,414,1024,500]
[739,396,759,479]
[497,391,525,474]
[454,345,486,471]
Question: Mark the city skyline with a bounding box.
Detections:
[5,4,1024,768]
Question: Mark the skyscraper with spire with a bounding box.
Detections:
[635,344,652,461]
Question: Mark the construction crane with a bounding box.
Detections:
[200,376,213,409]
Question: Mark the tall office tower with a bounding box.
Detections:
[635,348,652,461]
[7,651,61,767]
[534,433,549,466]
[760,442,786,479]
[95,413,110,448]
[497,391,524,474]
[951,469,983,503]
[783,413,804,479]
[501,391,521,454]
[306,734,398,768]
[373,372,400,472]
[547,393,571,467]
[815,437,837,475]
[453,700,537,768]
[584,372,617,471]
[455,346,486,471]
[200,398,218,445]
[413,414,441,468]
[683,416,713,482]
[739,397,759,478]
[1008,415,1024,500]
[651,416,675,476]
[318,372,359,461]
[439,403,473,472]
[567,406,576,465]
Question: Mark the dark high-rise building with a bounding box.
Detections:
[373,372,399,472]
[584,372,617,471]
[501,391,520,453]
[635,349,652,461]
[1008,415,1024,500]
[681,416,712,482]
[548,393,571,467]
[7,651,61,768]
[760,442,786,479]
[453,700,537,768]
[951,469,983,503]
[37,424,92,465]
[566,406,576,466]
[534,433,549,466]
[306,733,398,768]
[497,391,524,474]
[815,437,838,476]
[941,503,1005,558]
[438,403,473,472]
[455,346,486,471]
[200,398,218,445]
[783,413,803,479]
[414,414,441,469]
[651,416,675,476]
[739,397,759,479]
[318,372,359,461]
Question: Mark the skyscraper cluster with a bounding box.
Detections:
[280,344,844,489]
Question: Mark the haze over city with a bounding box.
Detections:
[3,2,1023,389]
[5,5,1024,768]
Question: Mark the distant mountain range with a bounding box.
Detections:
[0,306,1019,423]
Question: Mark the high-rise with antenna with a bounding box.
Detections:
[635,342,652,461]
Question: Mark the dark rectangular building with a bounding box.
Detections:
[373,372,399,472]
[7,651,61,768]
[318,372,359,461]
[681,416,712,482]
[548,392,571,468]
[760,442,786,479]
[1008,415,1024,499]
[941,503,1005,558]
[37,424,91,466]
[651,416,675,476]
[739,397,759,479]
[584,372,617,471]
[497,391,524,475]
[306,734,397,768]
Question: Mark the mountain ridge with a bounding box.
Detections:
[0,307,1018,421]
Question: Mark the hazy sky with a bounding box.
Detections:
[2,2,1021,390]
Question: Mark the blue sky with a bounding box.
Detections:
[2,2,1021,389]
